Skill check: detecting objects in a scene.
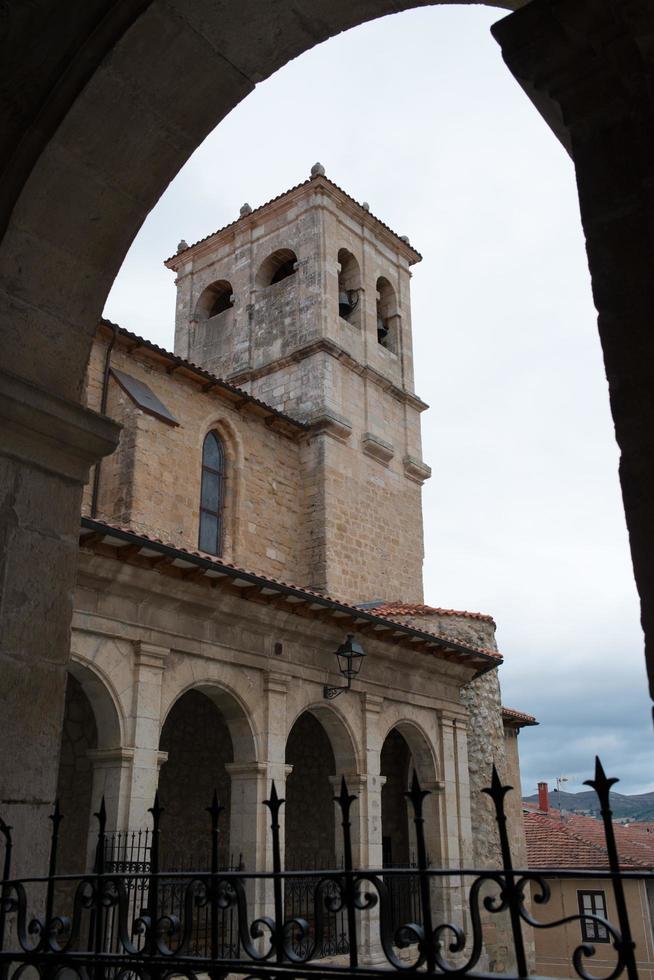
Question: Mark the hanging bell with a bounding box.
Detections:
[339,291,352,319]
[377,316,389,346]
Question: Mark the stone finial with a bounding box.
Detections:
[310,162,326,178]
[400,235,410,244]
[176,239,188,253]
[362,202,370,212]
[239,203,253,217]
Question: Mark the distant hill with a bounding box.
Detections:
[523,789,654,822]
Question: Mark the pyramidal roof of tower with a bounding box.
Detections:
[164,167,423,266]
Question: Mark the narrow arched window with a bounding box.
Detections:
[199,431,225,556]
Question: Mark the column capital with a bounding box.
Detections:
[263,671,288,694]
[362,693,383,714]
[328,773,368,793]
[87,747,134,767]
[0,366,119,483]
[225,761,278,779]
[134,640,170,669]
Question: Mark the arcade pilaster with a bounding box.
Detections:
[0,367,118,875]
[492,0,654,703]
[124,640,170,829]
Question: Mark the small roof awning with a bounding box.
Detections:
[111,367,179,426]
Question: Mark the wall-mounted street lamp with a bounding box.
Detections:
[323,634,366,699]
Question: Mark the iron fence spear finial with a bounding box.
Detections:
[482,765,528,978]
[335,776,359,968]
[584,757,638,980]
[405,770,435,972]
[263,781,285,962]
[0,817,12,958]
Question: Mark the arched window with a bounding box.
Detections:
[199,431,226,556]
[337,248,361,324]
[376,276,398,352]
[195,280,234,319]
[256,248,298,288]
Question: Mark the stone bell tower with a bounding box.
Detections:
[165,164,431,603]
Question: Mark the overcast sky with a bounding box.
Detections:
[105,4,653,797]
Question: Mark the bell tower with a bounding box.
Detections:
[166,164,431,603]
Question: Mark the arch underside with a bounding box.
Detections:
[0,0,521,404]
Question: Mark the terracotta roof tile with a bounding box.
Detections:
[501,706,538,727]
[164,173,422,266]
[80,518,503,670]
[524,811,653,870]
[365,601,495,624]
[99,319,306,434]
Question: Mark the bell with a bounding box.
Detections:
[377,316,389,346]
[339,291,352,319]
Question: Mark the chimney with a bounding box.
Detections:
[538,781,549,813]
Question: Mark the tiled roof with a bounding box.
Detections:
[79,517,503,673]
[99,319,306,436]
[164,172,422,266]
[364,601,495,624]
[524,811,654,870]
[501,706,538,727]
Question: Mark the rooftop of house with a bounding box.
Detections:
[524,809,654,870]
[164,165,423,268]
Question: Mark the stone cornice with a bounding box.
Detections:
[228,338,428,415]
[0,367,120,483]
[362,431,394,465]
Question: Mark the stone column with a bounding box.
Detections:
[438,712,471,931]
[0,367,119,876]
[492,0,654,704]
[86,746,135,862]
[124,640,169,830]
[357,693,385,965]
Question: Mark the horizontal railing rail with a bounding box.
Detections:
[0,759,649,980]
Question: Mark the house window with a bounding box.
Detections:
[199,431,225,556]
[578,890,610,943]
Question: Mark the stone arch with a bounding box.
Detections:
[195,279,234,319]
[376,275,399,352]
[255,248,298,288]
[287,701,360,775]
[284,704,358,868]
[161,679,258,765]
[68,655,124,751]
[380,717,439,786]
[380,719,441,868]
[55,660,123,873]
[337,248,362,326]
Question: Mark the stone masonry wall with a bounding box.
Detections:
[83,336,305,584]
[388,609,533,973]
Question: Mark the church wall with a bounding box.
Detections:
[83,335,305,583]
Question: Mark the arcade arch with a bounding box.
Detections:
[55,663,123,873]
[380,721,441,868]
[284,705,359,868]
[158,682,258,867]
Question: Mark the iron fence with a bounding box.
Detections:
[0,758,649,980]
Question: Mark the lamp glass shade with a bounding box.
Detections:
[335,635,365,679]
